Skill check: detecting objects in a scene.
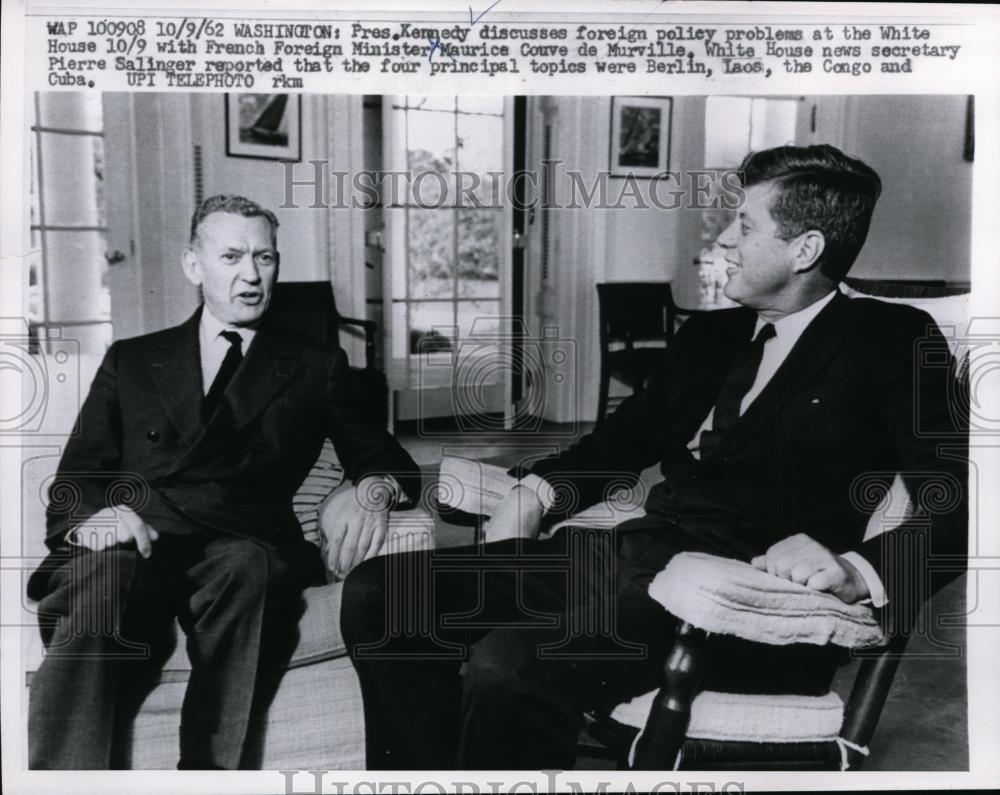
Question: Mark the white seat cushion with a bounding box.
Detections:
[611,688,845,743]
[647,552,886,649]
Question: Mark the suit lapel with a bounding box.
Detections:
[675,309,756,441]
[707,291,848,460]
[159,312,305,478]
[216,318,305,431]
[147,309,204,445]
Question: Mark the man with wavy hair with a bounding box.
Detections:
[343,145,967,769]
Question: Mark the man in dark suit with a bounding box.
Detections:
[342,144,968,769]
[27,195,421,769]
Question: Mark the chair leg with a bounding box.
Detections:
[631,621,706,770]
[597,362,610,424]
[839,634,909,770]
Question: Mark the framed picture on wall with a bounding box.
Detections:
[609,96,672,178]
[225,93,301,161]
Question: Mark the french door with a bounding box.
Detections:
[382,95,516,424]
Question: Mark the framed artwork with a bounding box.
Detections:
[225,93,301,161]
[609,96,673,178]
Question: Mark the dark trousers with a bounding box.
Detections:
[342,525,843,770]
[28,532,318,769]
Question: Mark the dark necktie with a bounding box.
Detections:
[699,322,776,457]
[203,330,243,420]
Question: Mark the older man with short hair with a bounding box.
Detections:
[28,195,421,769]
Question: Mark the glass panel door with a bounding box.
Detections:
[383,96,512,422]
[28,92,112,353]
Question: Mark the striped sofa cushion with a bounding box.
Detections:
[292,438,346,547]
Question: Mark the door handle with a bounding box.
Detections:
[105,249,127,266]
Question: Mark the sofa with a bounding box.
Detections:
[20,349,432,770]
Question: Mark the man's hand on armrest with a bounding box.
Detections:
[482,486,545,543]
[751,533,871,605]
[69,505,159,558]
[319,476,396,581]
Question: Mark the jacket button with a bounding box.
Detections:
[146,430,161,442]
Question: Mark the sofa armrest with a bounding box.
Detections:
[435,456,646,534]
[378,508,435,557]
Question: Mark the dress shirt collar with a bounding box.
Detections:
[753,289,838,342]
[199,306,258,351]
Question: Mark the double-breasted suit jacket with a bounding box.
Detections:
[30,307,421,598]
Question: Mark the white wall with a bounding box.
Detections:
[603,96,707,310]
[818,95,972,283]
[108,94,369,361]
[530,96,707,423]
[535,94,972,424]
[193,94,368,336]
[190,94,328,285]
[120,93,199,335]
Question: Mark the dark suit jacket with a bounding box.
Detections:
[30,308,421,599]
[522,291,968,625]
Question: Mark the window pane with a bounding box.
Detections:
[454,301,502,395]
[26,249,44,324]
[457,300,500,340]
[458,209,500,297]
[43,231,109,322]
[405,96,455,112]
[704,96,752,167]
[408,208,454,299]
[456,113,503,205]
[409,301,455,355]
[39,132,103,227]
[38,92,103,133]
[457,96,504,115]
[407,109,455,206]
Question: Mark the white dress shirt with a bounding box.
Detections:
[199,309,257,395]
[518,290,887,607]
[689,289,838,453]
